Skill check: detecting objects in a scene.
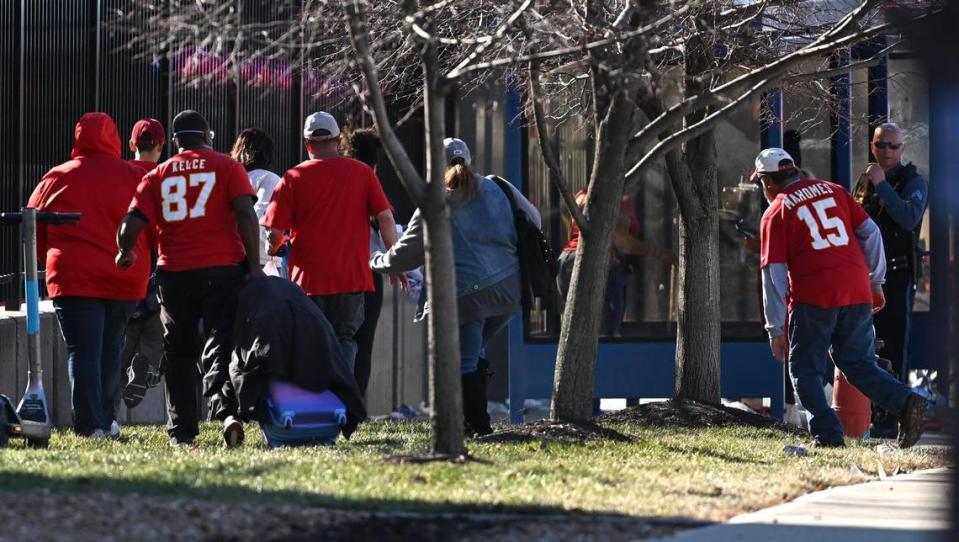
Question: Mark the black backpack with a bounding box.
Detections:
[488,176,559,312]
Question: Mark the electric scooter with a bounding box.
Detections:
[0,208,80,448]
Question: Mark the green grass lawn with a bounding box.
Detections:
[0,421,949,521]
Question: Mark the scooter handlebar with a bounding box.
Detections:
[0,211,82,225]
[37,212,82,224]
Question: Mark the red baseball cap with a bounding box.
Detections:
[129,118,166,145]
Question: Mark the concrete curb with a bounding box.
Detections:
[649,467,952,542]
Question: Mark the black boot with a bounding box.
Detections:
[462,359,493,437]
[897,393,928,449]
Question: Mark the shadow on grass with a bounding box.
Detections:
[660,443,773,466]
[0,471,712,537]
[478,420,632,444]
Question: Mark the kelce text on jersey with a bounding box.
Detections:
[170,159,208,173]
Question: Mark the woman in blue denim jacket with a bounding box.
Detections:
[370,138,540,435]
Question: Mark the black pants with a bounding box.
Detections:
[157,264,246,441]
[310,292,365,374]
[353,273,383,397]
[873,269,915,382]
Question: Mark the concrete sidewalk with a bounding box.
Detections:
[650,468,952,542]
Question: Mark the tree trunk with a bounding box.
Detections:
[669,30,722,404]
[421,44,465,455]
[674,211,721,404]
[421,202,465,454]
[551,92,634,422]
[664,121,721,405]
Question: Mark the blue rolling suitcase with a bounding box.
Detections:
[260,381,348,447]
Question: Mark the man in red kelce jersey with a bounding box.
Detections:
[116,110,263,449]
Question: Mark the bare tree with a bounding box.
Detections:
[121,0,936,433]
[525,0,934,419]
[344,1,468,457]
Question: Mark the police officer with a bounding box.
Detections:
[854,122,929,438]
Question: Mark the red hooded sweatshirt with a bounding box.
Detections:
[27,112,150,301]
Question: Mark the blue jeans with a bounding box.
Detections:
[53,297,135,435]
[459,313,515,374]
[789,303,912,443]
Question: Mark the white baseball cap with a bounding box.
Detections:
[303,112,340,141]
[753,147,796,177]
[444,137,471,166]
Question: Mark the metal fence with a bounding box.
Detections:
[0,0,421,308]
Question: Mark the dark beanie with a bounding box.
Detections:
[172,110,210,137]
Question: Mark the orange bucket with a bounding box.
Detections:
[833,367,872,438]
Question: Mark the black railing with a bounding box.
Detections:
[0,1,421,308]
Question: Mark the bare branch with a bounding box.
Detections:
[447,4,693,79]
[626,76,771,191]
[528,60,588,232]
[446,0,534,80]
[628,6,934,157]
[345,0,428,204]
[782,39,900,84]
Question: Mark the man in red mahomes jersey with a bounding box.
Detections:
[262,111,397,370]
[116,110,263,449]
[756,147,925,448]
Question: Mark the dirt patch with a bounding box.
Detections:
[600,400,807,435]
[0,490,693,542]
[478,419,633,444]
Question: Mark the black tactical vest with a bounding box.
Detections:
[854,163,921,277]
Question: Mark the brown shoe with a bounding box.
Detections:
[897,394,927,449]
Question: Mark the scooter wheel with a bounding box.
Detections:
[26,437,49,449]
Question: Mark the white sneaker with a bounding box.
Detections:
[110,420,121,440]
[88,429,107,440]
[223,415,245,448]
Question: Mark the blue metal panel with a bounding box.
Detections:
[508,314,785,423]
[925,63,959,388]
[830,49,852,190]
[760,90,783,149]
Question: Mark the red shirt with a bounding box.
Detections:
[563,193,640,264]
[262,157,392,295]
[129,159,158,173]
[130,147,254,272]
[28,113,150,300]
[563,191,588,252]
[760,179,872,309]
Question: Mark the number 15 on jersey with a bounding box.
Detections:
[796,196,849,250]
[161,173,217,222]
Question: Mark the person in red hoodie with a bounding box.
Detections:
[27,112,151,439]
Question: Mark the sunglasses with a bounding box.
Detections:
[873,141,902,150]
